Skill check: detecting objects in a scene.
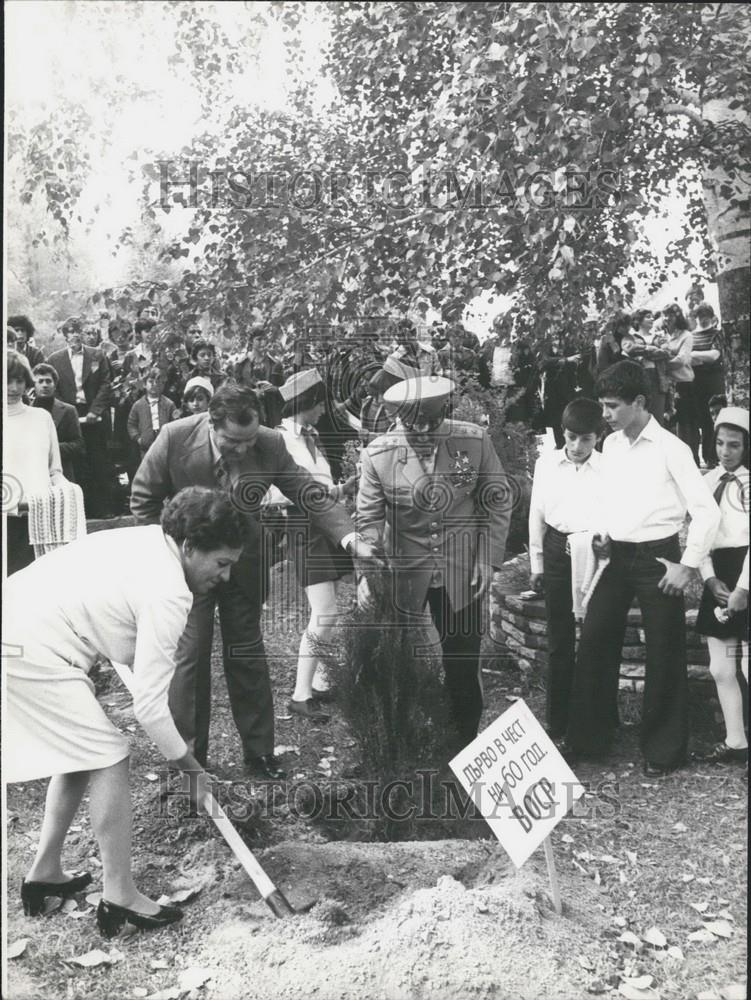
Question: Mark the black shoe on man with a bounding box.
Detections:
[245,754,287,781]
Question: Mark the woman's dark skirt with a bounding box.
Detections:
[695,546,749,639]
[286,506,354,588]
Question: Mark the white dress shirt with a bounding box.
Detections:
[528,448,606,575]
[601,416,720,567]
[699,464,749,589]
[148,396,161,432]
[68,347,86,403]
[491,345,514,387]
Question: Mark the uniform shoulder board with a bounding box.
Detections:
[447,419,485,438]
[366,434,403,457]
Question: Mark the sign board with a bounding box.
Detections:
[449,699,584,868]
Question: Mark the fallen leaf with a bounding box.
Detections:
[643,927,667,948]
[689,902,710,914]
[665,946,684,962]
[600,855,620,864]
[577,955,595,971]
[696,992,722,1000]
[617,931,642,949]
[178,967,213,990]
[716,909,734,921]
[133,990,149,999]
[144,772,160,782]
[8,939,29,959]
[61,898,78,913]
[703,920,733,939]
[322,746,334,754]
[67,909,92,920]
[68,948,112,968]
[618,985,659,1000]
[680,874,694,883]
[42,896,63,915]
[108,948,125,964]
[672,822,687,833]
[622,975,653,989]
[619,871,628,884]
[612,916,627,927]
[275,714,293,721]
[625,851,637,865]
[145,990,180,1000]
[687,928,716,944]
[720,985,747,1000]
[150,958,170,970]
[273,745,300,755]
[587,980,608,995]
[561,834,574,844]
[593,870,601,886]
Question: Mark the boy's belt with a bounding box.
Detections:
[611,534,678,550]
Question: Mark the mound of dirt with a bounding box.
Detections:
[193,839,610,1000]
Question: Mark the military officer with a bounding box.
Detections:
[356,376,511,748]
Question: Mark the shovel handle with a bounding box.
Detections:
[201,791,278,899]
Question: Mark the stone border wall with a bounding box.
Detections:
[490,585,710,691]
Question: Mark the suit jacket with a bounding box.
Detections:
[130,413,353,596]
[47,346,112,417]
[34,398,86,481]
[21,343,45,369]
[357,419,511,612]
[127,395,180,453]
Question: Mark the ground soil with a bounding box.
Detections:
[5,559,748,1000]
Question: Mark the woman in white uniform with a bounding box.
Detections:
[3,487,245,937]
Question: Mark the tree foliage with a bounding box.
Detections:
[7,2,750,344]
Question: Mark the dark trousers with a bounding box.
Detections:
[169,572,274,766]
[674,382,699,465]
[7,516,35,576]
[694,368,725,466]
[542,527,576,737]
[424,587,484,746]
[567,534,688,768]
[77,405,115,517]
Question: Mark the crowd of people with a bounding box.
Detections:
[3,288,747,939]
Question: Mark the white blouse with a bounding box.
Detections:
[3,403,63,513]
[699,465,749,590]
[264,417,334,506]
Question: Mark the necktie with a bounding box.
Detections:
[215,457,232,491]
[713,472,736,506]
[300,426,318,462]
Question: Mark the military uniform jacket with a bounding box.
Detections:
[357,419,511,612]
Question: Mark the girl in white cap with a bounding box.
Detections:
[271,370,354,721]
[695,406,749,763]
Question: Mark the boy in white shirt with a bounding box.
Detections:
[566,362,721,776]
[529,398,607,742]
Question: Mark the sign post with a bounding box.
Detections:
[449,699,583,912]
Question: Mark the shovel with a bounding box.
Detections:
[200,788,299,918]
[108,660,304,918]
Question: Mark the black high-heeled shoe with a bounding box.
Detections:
[96,899,184,939]
[21,872,93,916]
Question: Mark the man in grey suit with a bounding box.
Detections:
[131,384,377,779]
[357,376,511,749]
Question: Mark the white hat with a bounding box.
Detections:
[279,368,323,402]
[183,375,214,398]
[383,375,455,408]
[714,406,749,434]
